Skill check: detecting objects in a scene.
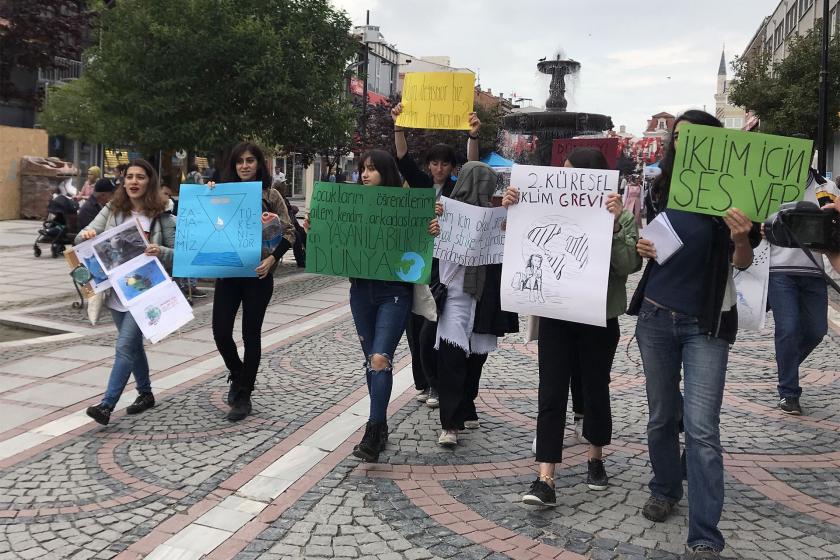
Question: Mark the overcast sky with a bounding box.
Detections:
[330,0,778,136]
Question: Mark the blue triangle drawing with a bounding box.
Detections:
[191,193,247,267]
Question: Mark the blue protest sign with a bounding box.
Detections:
[173,182,262,278]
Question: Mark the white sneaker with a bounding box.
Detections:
[464,420,480,430]
[415,388,430,403]
[437,429,458,447]
[574,416,588,444]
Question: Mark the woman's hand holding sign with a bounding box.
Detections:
[637,238,657,260]
[502,186,520,208]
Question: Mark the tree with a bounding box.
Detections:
[0,0,89,104]
[730,21,840,138]
[40,0,357,156]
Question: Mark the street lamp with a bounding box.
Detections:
[818,0,830,176]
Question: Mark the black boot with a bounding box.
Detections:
[353,421,385,462]
[126,393,155,415]
[86,403,112,426]
[379,422,389,446]
[226,371,242,406]
[227,388,252,422]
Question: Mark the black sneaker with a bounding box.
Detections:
[522,478,556,507]
[126,393,155,415]
[86,403,112,426]
[227,389,252,422]
[226,372,242,406]
[779,397,802,415]
[684,544,721,559]
[642,495,675,522]
[353,421,385,462]
[586,458,609,490]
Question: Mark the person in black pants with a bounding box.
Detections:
[504,148,642,507]
[391,101,482,407]
[209,142,294,421]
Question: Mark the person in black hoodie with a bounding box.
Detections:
[628,110,758,560]
[391,102,481,409]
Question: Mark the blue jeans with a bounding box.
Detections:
[102,309,150,407]
[635,300,729,552]
[349,279,411,423]
[768,274,827,398]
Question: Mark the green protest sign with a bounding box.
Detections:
[306,182,435,284]
[668,124,813,222]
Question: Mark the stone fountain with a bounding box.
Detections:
[503,55,613,165]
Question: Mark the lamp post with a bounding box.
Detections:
[818,0,830,176]
[360,10,370,144]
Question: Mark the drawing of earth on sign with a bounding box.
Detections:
[192,194,246,267]
[395,252,425,282]
[510,216,590,305]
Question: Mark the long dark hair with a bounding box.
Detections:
[357,149,403,187]
[651,110,722,211]
[110,158,166,217]
[566,147,610,170]
[223,142,271,190]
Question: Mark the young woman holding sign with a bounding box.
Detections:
[502,148,641,505]
[630,111,758,560]
[78,159,176,426]
[305,149,441,463]
[209,142,295,422]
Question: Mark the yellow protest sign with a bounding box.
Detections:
[397,72,475,130]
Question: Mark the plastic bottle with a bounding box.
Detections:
[262,212,283,252]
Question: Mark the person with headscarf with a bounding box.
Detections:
[435,162,518,448]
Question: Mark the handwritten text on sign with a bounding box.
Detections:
[396,72,475,131]
[434,197,506,266]
[501,164,618,327]
[306,183,435,284]
[668,124,813,222]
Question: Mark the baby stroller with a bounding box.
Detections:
[34,188,79,258]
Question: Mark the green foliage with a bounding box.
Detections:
[0,0,88,103]
[40,0,356,155]
[730,21,840,137]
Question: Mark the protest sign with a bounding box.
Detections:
[65,238,111,296]
[173,182,263,278]
[434,197,506,266]
[668,125,813,222]
[734,240,770,331]
[128,282,194,344]
[551,137,619,170]
[90,219,147,274]
[306,182,435,283]
[396,72,474,130]
[501,164,618,326]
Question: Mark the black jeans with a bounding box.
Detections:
[536,316,620,463]
[406,313,438,391]
[212,276,274,391]
[437,339,487,430]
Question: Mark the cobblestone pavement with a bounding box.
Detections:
[0,220,839,560]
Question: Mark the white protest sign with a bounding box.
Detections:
[734,240,770,331]
[434,197,506,266]
[501,164,618,327]
[128,281,195,343]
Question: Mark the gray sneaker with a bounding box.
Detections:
[684,545,720,559]
[642,495,675,522]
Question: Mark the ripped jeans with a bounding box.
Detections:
[349,279,412,422]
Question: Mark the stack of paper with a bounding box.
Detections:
[640,213,683,265]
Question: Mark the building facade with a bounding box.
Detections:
[715,50,747,129]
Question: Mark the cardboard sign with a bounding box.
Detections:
[396,72,474,130]
[306,182,435,284]
[501,164,618,327]
[434,197,506,266]
[173,182,263,278]
[551,137,619,169]
[668,125,813,222]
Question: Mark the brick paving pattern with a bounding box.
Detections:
[0,235,838,560]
